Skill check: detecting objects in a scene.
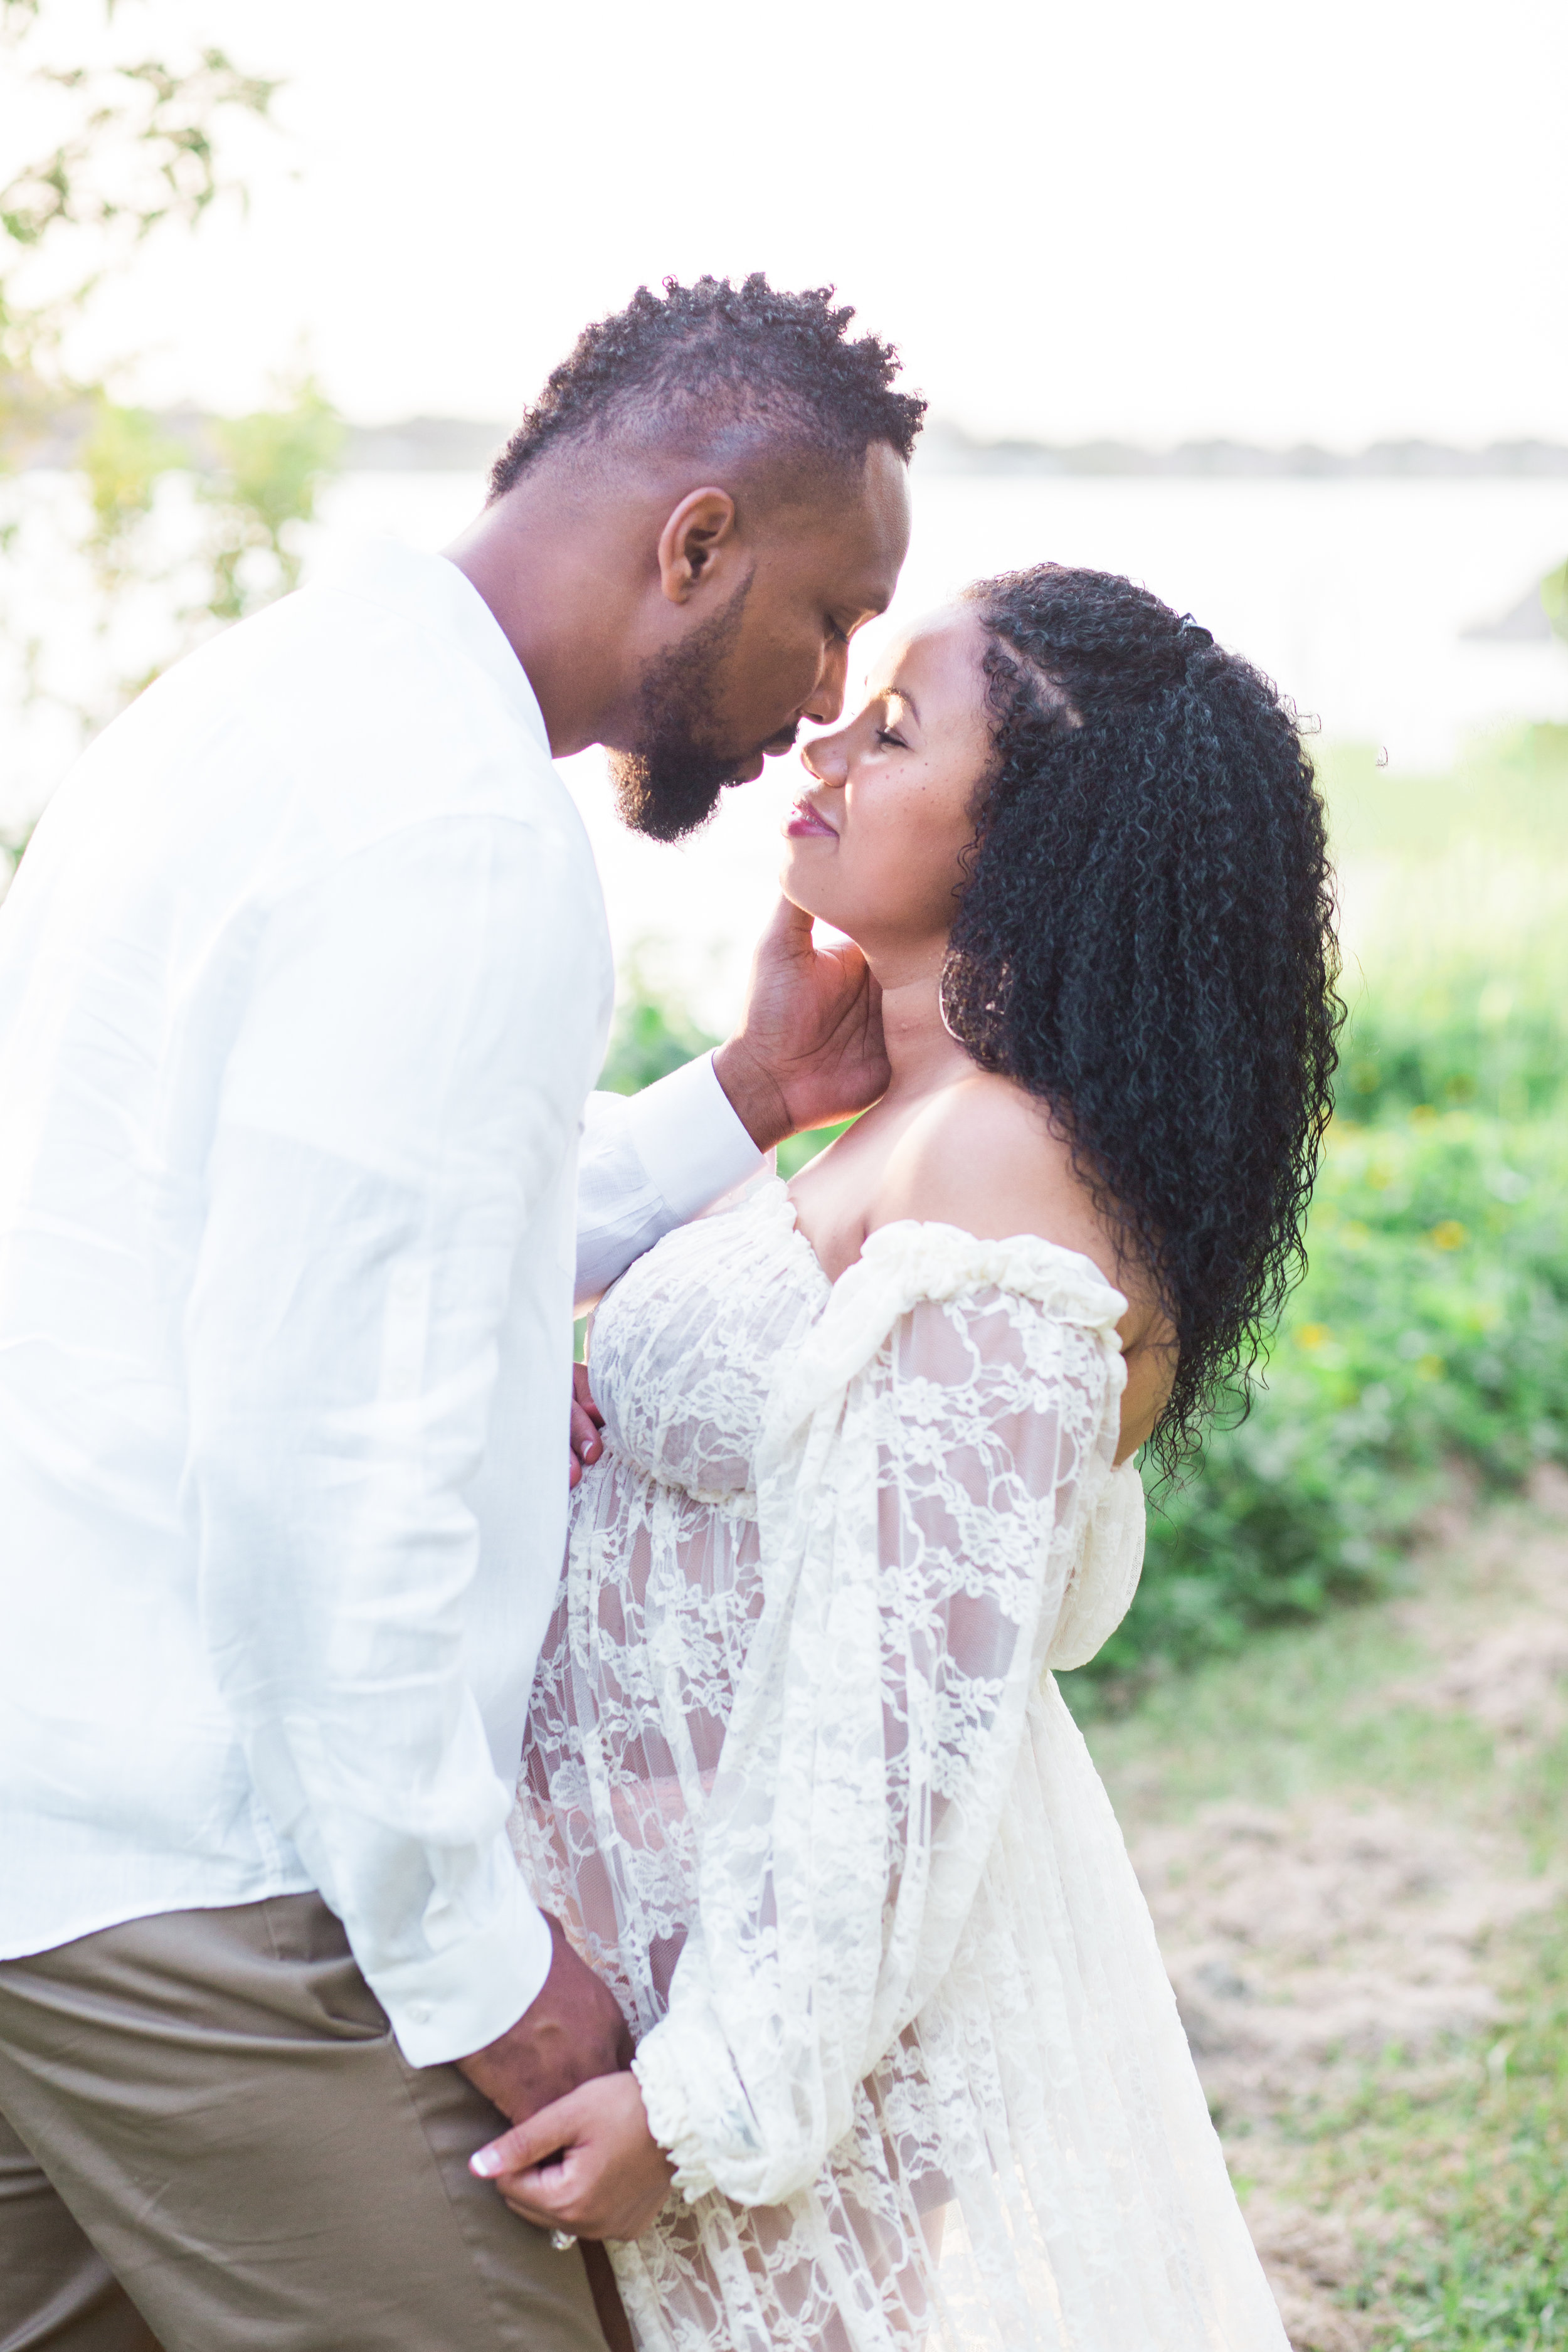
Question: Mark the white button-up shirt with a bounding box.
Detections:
[0,541,760,2065]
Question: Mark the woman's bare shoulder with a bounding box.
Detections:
[867,1071,1111,1270]
[867,1071,1175,1452]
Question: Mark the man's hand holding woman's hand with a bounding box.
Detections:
[471,2070,674,2244]
[456,1915,632,2126]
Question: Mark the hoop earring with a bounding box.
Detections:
[938,965,961,1042]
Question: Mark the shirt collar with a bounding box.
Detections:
[315,538,551,756]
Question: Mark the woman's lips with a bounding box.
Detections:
[785,799,838,839]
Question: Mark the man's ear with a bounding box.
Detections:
[656,487,739,606]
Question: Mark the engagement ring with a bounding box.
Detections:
[550,2229,578,2252]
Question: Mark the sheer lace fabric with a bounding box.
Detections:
[513,1180,1286,2350]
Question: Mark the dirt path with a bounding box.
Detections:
[1091,1473,1568,2350]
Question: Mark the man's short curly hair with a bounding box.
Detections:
[489,273,925,501]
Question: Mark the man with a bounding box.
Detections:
[0,275,921,2350]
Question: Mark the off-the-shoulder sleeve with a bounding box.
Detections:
[631,1221,1128,2208]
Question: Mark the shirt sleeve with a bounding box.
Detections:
[575,1052,764,1308]
[184,812,606,2068]
[630,1273,1123,2206]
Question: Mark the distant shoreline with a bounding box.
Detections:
[16,409,1568,481]
[913,422,1568,481]
[336,415,1568,479]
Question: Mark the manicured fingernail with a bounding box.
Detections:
[470,2146,502,2177]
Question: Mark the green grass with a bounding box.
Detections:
[1301,1926,1568,2351]
[1321,724,1568,1128]
[1288,1821,1568,2352]
[1316,725,1568,866]
[1073,1596,1496,1816]
[1084,1510,1568,2352]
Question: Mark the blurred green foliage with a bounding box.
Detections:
[1542,556,1568,646]
[198,384,345,620]
[77,397,186,563]
[1,6,334,794]
[1316,723,1568,865]
[62,381,343,630]
[598,970,719,1095]
[1088,1111,1568,1689]
[595,973,854,1175]
[1,4,277,447]
[1340,977,1567,1125]
[777,1121,854,1179]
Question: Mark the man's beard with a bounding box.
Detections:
[607,575,791,844]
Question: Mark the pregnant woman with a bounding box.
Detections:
[490,564,1338,2349]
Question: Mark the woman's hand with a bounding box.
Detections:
[568,1361,604,1491]
[470,2070,674,2243]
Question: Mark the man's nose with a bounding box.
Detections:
[802,637,850,728]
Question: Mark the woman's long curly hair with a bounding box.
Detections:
[941,565,1342,1474]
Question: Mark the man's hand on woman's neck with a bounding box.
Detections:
[712,897,891,1153]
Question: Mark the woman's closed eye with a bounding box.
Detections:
[874,725,909,750]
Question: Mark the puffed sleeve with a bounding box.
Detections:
[630,1222,1128,2206]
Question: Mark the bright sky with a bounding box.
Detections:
[18,0,1568,448]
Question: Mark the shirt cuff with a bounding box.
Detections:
[623,1052,764,1227]
[367,1855,555,2069]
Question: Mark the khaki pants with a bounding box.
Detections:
[0,1895,607,2352]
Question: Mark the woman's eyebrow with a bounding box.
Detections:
[887,686,921,723]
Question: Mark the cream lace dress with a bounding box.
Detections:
[513,1178,1288,2351]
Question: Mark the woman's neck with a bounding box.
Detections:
[876,967,975,1105]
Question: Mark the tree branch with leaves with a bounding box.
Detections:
[1,1,342,882]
